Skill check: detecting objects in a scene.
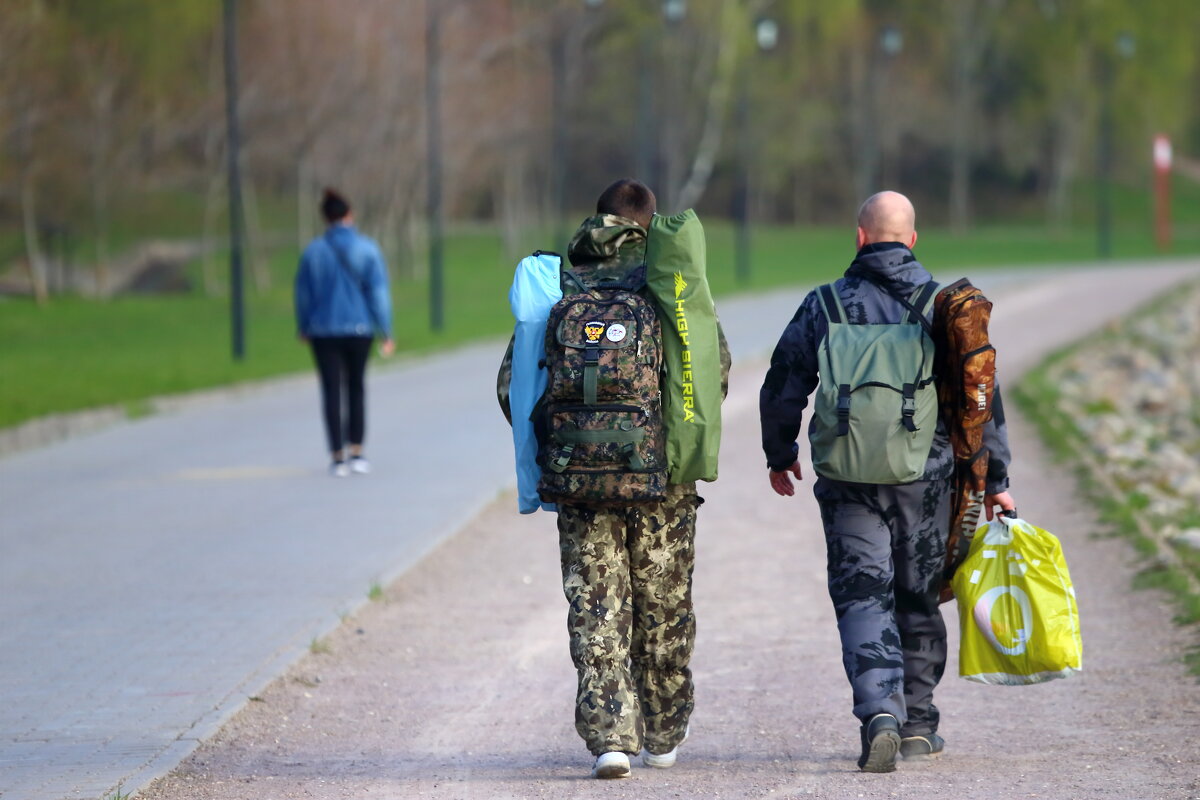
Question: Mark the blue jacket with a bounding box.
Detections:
[294,224,392,339]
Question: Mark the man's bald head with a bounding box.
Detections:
[856,191,917,249]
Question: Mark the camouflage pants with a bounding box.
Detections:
[814,475,951,737]
[556,490,699,757]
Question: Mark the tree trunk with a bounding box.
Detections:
[20,170,48,305]
[675,0,740,212]
[243,178,271,291]
[297,153,313,253]
[88,79,116,298]
[949,0,975,234]
[201,169,224,296]
[848,43,873,205]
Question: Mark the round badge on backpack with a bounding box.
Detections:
[606,323,626,343]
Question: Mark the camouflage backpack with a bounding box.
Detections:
[934,278,997,602]
[536,265,668,504]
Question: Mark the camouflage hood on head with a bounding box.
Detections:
[566,214,647,280]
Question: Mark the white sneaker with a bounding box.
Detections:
[330,461,350,478]
[591,752,630,779]
[349,456,371,474]
[642,724,689,768]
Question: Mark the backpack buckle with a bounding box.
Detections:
[836,384,851,437]
[548,443,575,473]
[620,441,645,470]
[901,383,919,432]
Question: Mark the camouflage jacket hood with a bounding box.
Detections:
[566,214,647,283]
[844,242,933,303]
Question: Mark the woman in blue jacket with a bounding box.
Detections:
[294,189,394,476]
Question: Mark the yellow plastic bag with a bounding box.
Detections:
[951,514,1082,685]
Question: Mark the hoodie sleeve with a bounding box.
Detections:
[497,335,515,426]
[759,291,823,471]
[982,382,1012,494]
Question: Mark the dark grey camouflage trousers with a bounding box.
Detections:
[557,488,699,756]
[814,475,951,737]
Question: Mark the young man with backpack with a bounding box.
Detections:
[497,179,729,779]
[758,191,1016,773]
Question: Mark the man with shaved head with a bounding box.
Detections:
[759,191,1015,772]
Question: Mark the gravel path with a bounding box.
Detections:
[140,275,1200,799]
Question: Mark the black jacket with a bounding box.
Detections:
[759,242,1011,492]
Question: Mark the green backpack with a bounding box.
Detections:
[810,281,939,484]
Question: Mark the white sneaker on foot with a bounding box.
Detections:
[592,751,630,779]
[642,724,689,768]
[330,461,350,478]
[642,747,677,769]
[349,456,371,474]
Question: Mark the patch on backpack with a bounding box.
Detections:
[584,321,605,342]
[605,323,627,342]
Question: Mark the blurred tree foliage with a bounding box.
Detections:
[1,0,1198,295]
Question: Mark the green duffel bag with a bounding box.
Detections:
[645,210,722,483]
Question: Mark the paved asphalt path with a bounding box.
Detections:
[1,260,1196,799]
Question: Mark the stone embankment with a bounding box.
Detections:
[1046,279,1200,580]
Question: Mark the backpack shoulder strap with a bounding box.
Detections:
[816,283,845,324]
[907,280,940,323]
[560,267,591,296]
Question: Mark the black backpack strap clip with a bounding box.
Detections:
[901,383,919,432]
[836,384,852,436]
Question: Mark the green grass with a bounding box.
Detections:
[4,212,1200,431]
[1013,304,1200,664]
[102,784,131,800]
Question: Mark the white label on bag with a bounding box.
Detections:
[973,585,1035,656]
[983,550,997,559]
[969,569,982,585]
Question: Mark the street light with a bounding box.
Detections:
[879,25,903,58]
[222,0,246,360]
[550,1,606,249]
[874,26,902,191]
[734,16,778,287]
[1096,31,1135,259]
[425,0,444,331]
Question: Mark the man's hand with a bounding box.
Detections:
[983,490,1016,521]
[769,461,804,497]
[379,338,396,357]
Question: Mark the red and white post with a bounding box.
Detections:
[1153,134,1172,251]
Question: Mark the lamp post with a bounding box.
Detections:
[425,0,444,332]
[733,16,777,287]
[1096,31,1135,260]
[222,0,246,360]
[550,1,605,249]
[657,0,687,211]
[876,26,903,187]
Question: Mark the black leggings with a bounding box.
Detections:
[310,336,373,454]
